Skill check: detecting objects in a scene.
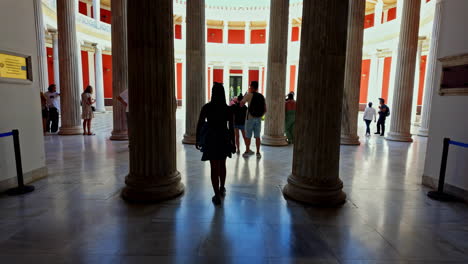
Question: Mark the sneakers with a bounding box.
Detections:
[256,152,262,159]
[242,150,255,158]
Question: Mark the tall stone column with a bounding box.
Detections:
[419,0,443,137]
[411,37,425,124]
[245,21,250,45]
[50,30,60,91]
[57,0,83,135]
[258,66,264,94]
[341,0,366,146]
[367,52,381,103]
[262,0,289,146]
[242,65,249,94]
[33,0,49,92]
[182,0,206,144]
[93,0,100,22]
[122,0,184,202]
[374,0,383,27]
[223,21,229,45]
[283,0,348,206]
[93,43,106,112]
[386,0,422,142]
[223,64,230,101]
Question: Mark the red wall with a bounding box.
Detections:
[360,59,371,104]
[79,1,87,15]
[418,55,428,105]
[176,63,182,100]
[207,28,223,43]
[100,8,111,24]
[46,47,55,86]
[291,27,300,42]
[289,65,296,92]
[381,57,392,100]
[230,69,242,74]
[102,54,112,98]
[248,70,259,85]
[213,69,223,83]
[228,30,245,44]
[175,24,182,39]
[387,7,397,23]
[81,51,89,90]
[364,13,374,29]
[250,29,266,44]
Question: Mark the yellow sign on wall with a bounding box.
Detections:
[0,53,28,80]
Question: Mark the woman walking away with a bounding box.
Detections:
[81,85,96,135]
[196,82,235,205]
[284,92,297,144]
[231,93,248,154]
[363,102,376,136]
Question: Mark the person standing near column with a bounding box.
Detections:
[363,102,377,136]
[241,81,266,158]
[284,92,296,144]
[44,84,60,133]
[81,85,96,135]
[375,98,389,136]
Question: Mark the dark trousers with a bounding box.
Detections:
[376,117,386,135]
[47,107,59,133]
[364,119,372,134]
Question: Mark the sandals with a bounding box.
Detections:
[212,195,221,205]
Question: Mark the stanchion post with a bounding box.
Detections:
[6,129,35,196]
[427,137,458,201]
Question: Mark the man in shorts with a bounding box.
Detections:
[241,81,266,158]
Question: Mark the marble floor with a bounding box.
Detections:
[1,111,468,264]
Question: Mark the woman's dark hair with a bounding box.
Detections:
[368,102,373,107]
[287,93,294,100]
[84,85,93,94]
[211,82,226,106]
[237,93,244,102]
[47,84,56,92]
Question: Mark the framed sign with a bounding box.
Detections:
[0,50,32,83]
[439,53,468,96]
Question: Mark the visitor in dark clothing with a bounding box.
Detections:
[375,97,389,136]
[196,82,235,205]
[230,93,248,154]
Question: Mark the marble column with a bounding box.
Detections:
[262,0,289,146]
[110,0,128,140]
[245,21,250,45]
[374,0,383,27]
[283,0,348,206]
[341,0,366,146]
[223,64,230,101]
[57,0,83,135]
[182,0,206,144]
[122,0,184,202]
[34,0,49,92]
[50,30,60,91]
[93,0,100,22]
[258,66,264,94]
[386,0,422,142]
[93,44,106,112]
[367,52,381,103]
[411,37,425,124]
[242,65,249,94]
[223,21,229,45]
[76,39,84,91]
[419,0,443,137]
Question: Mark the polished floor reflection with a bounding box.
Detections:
[1,111,468,264]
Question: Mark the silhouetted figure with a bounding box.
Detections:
[363,102,377,136]
[231,93,248,154]
[44,84,60,133]
[196,82,235,205]
[375,98,389,136]
[285,92,296,144]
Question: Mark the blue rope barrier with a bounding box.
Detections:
[0,132,13,138]
[449,140,468,148]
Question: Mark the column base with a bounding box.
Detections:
[385,131,413,142]
[58,126,83,135]
[261,134,288,146]
[417,127,429,137]
[121,171,184,203]
[340,134,360,145]
[182,134,196,145]
[110,130,128,141]
[283,174,346,207]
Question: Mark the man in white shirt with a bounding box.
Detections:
[117,89,129,138]
[363,102,377,136]
[44,84,60,133]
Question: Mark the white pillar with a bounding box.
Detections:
[76,39,84,92]
[287,21,292,44]
[34,0,49,92]
[245,21,250,44]
[181,59,186,109]
[223,21,229,45]
[387,48,398,105]
[285,63,291,94]
[223,64,230,101]
[182,18,186,40]
[50,31,60,92]
[367,52,381,103]
[374,0,384,26]
[242,65,249,94]
[86,3,92,16]
[411,37,425,124]
[93,0,100,22]
[88,51,96,90]
[93,43,106,112]
[258,66,264,94]
[377,57,385,97]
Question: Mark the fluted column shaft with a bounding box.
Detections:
[110,0,128,140]
[122,0,184,202]
[341,0,366,145]
[283,0,348,206]
[34,0,49,92]
[411,38,425,123]
[419,0,443,137]
[93,44,106,112]
[183,0,206,144]
[57,0,82,135]
[50,31,60,91]
[93,0,100,22]
[387,0,422,142]
[262,0,289,146]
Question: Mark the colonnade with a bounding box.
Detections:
[40,0,442,205]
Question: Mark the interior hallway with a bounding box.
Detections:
[1,111,468,264]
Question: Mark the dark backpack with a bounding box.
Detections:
[386,106,390,117]
[248,92,266,118]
